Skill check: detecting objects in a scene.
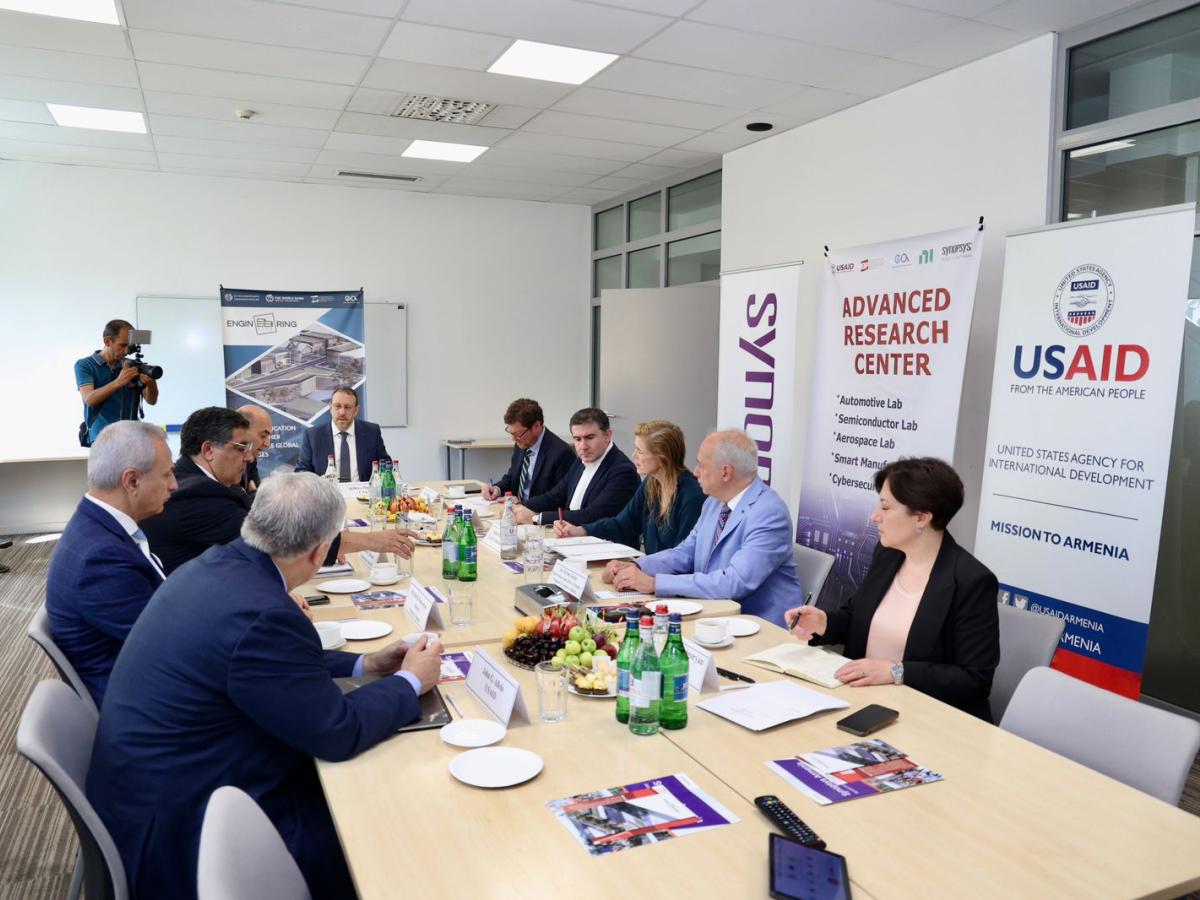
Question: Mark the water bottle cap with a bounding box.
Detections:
[656,604,668,613]
[639,616,653,627]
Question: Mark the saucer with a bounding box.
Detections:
[725,618,761,637]
[694,634,734,649]
[341,620,393,641]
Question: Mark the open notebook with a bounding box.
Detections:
[742,644,852,690]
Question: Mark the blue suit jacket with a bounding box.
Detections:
[636,478,804,625]
[86,538,421,900]
[523,443,640,527]
[493,427,574,502]
[45,498,164,708]
[296,418,389,479]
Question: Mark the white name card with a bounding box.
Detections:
[480,524,504,554]
[683,638,721,693]
[404,577,444,631]
[465,646,530,726]
[419,486,440,505]
[549,559,595,602]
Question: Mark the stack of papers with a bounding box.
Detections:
[696,681,849,731]
[545,536,643,562]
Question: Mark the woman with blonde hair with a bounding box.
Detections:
[553,420,703,555]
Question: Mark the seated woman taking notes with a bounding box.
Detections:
[555,420,704,557]
[787,457,1000,721]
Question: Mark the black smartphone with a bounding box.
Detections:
[836,704,899,737]
[304,594,331,606]
[769,834,851,900]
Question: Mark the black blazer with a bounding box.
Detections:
[493,428,574,502]
[295,418,389,480]
[524,443,640,527]
[814,531,1000,721]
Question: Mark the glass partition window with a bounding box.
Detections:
[1067,6,1200,129]
[593,255,620,298]
[593,206,623,251]
[627,245,661,288]
[628,192,662,242]
[667,231,720,286]
[668,171,721,231]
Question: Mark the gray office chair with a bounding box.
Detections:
[0,538,11,573]
[27,605,98,717]
[989,603,1065,723]
[792,543,835,606]
[1001,666,1200,805]
[198,786,312,900]
[15,680,129,900]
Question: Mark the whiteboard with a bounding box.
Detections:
[364,302,407,426]
[135,296,226,429]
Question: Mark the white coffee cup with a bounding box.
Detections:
[694,618,728,644]
[402,631,440,647]
[446,485,467,499]
[369,562,399,584]
[315,621,343,649]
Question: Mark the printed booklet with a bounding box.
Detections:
[350,590,406,610]
[767,739,943,805]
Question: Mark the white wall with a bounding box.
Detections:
[0,162,589,531]
[720,35,1057,550]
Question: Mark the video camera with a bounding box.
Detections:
[125,329,164,384]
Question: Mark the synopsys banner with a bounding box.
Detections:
[973,205,1193,698]
[220,288,365,476]
[795,225,983,608]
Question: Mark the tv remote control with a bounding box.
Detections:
[754,794,826,849]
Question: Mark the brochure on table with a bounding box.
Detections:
[547,772,739,857]
[697,681,848,731]
[351,590,406,610]
[768,739,943,805]
[404,578,444,630]
[439,651,472,683]
[465,646,530,726]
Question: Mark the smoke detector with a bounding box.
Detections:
[389,94,495,125]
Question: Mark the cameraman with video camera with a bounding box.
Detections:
[76,319,160,446]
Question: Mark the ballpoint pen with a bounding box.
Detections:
[445,693,464,718]
[716,666,756,684]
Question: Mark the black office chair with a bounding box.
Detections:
[0,539,11,574]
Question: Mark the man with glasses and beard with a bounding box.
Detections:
[481,398,574,504]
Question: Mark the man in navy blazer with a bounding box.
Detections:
[87,473,443,900]
[516,407,639,527]
[296,385,389,481]
[480,398,574,503]
[45,421,177,707]
[610,429,803,624]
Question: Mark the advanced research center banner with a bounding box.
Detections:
[221,288,366,476]
[795,225,983,608]
[973,206,1193,698]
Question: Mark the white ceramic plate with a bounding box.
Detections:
[341,620,394,641]
[368,574,404,586]
[725,618,761,637]
[449,747,544,789]
[318,578,372,594]
[567,683,617,699]
[694,634,734,649]
[661,599,704,616]
[440,719,507,749]
[320,637,346,651]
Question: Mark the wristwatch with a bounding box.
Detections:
[890,662,904,685]
[531,512,541,526]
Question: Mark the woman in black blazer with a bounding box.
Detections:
[787,458,1000,721]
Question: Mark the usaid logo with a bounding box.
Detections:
[1053,263,1114,337]
[831,261,855,273]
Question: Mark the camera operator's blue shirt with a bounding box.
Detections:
[75,352,139,443]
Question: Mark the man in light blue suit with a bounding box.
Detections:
[609,429,803,625]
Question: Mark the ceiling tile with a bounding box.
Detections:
[335,110,511,145]
[129,29,370,85]
[584,0,697,14]
[0,98,56,125]
[155,152,312,176]
[553,186,623,204]
[362,58,572,108]
[894,0,1007,15]
[148,112,331,148]
[437,176,565,201]
[460,162,597,187]
[552,87,744,130]
[817,56,940,95]
[478,106,539,129]
[377,22,509,70]
[978,0,1147,33]
[315,148,464,175]
[153,134,320,163]
[324,131,414,154]
[634,20,874,84]
[890,19,1023,69]
[638,147,716,168]
[0,120,152,149]
[585,173,653,191]
[674,130,762,153]
[492,130,656,162]
[0,74,143,109]
[474,146,625,174]
[0,10,130,58]
[401,0,672,54]
[159,166,304,183]
[588,57,800,108]
[0,44,138,87]
[689,0,963,56]
[0,139,157,166]
[757,85,864,119]
[611,161,682,180]
[122,0,392,55]
[143,92,340,129]
[713,110,809,135]
[523,109,701,147]
[137,62,354,110]
[263,0,405,15]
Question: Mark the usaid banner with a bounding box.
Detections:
[717,264,801,506]
[220,288,365,476]
[974,205,1193,698]
[796,226,982,608]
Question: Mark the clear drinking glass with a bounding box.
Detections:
[447,585,472,626]
[535,661,568,723]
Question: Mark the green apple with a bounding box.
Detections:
[581,638,597,653]
[568,626,588,643]
[592,649,610,661]
[579,651,593,669]
[564,654,581,667]
[564,640,582,656]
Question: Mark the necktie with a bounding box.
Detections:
[518,448,533,501]
[338,431,351,482]
[711,505,731,549]
[132,528,166,580]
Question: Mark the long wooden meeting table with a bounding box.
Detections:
[313,485,1200,899]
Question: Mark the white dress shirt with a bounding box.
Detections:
[568,441,614,510]
[84,494,166,580]
[725,483,751,515]
[332,421,358,481]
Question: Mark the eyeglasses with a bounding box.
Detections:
[505,424,532,440]
[225,440,255,453]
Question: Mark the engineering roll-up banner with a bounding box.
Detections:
[795,225,983,608]
[973,205,1194,698]
[220,288,365,476]
[717,264,801,507]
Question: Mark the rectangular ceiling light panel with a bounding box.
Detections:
[488,39,617,85]
[402,139,487,162]
[1,0,118,24]
[48,103,146,133]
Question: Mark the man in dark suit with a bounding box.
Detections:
[237,403,273,492]
[142,406,416,575]
[480,398,574,503]
[88,472,442,900]
[45,421,177,707]
[295,385,389,481]
[515,407,639,527]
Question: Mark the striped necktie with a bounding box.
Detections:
[711,505,731,549]
[518,448,533,501]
